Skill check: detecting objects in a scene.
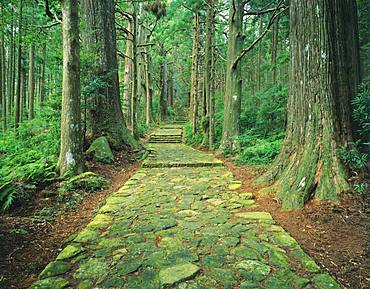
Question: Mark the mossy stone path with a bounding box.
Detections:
[31,126,341,289]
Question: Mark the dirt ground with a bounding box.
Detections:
[222,158,370,289]
[0,151,369,289]
[0,151,140,289]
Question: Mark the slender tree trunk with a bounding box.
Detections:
[190,13,200,134]
[59,0,84,176]
[159,58,168,121]
[261,0,361,210]
[0,27,5,132]
[124,18,133,130]
[28,44,35,120]
[15,0,23,128]
[8,17,14,120]
[20,50,26,121]
[220,0,244,152]
[144,47,152,125]
[271,17,279,84]
[131,5,139,137]
[204,0,216,148]
[40,43,47,102]
[257,18,263,91]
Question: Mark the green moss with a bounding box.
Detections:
[313,274,341,289]
[159,263,200,285]
[39,261,71,279]
[30,277,69,289]
[74,258,109,281]
[86,136,114,164]
[56,244,84,260]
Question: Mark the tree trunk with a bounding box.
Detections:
[15,0,23,128]
[144,46,152,125]
[262,0,361,210]
[82,0,134,146]
[220,0,244,152]
[190,13,200,134]
[0,28,5,132]
[131,5,139,138]
[20,50,26,121]
[40,43,47,102]
[123,18,133,130]
[28,44,35,120]
[204,0,216,148]
[271,17,279,84]
[159,58,168,122]
[59,0,84,176]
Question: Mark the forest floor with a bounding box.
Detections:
[0,151,141,289]
[221,159,369,289]
[0,125,368,289]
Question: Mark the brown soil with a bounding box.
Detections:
[0,151,140,289]
[222,157,370,289]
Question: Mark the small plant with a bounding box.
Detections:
[339,141,368,172]
[9,228,29,235]
[60,172,108,193]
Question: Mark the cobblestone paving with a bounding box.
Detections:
[31,128,341,289]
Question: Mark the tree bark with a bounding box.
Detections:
[123,17,133,130]
[15,0,23,128]
[82,0,134,146]
[190,13,200,134]
[220,0,244,152]
[28,44,35,120]
[0,27,5,132]
[262,0,361,210]
[59,0,84,176]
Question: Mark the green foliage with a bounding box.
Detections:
[184,123,203,145]
[234,132,284,165]
[0,99,61,211]
[60,172,108,194]
[352,77,370,143]
[339,141,368,172]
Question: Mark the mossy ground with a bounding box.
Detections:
[31,126,341,289]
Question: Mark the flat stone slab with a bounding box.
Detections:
[32,126,341,289]
[159,263,200,285]
[143,144,223,168]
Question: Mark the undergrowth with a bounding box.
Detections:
[0,99,61,210]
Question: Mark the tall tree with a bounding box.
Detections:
[220,0,243,152]
[28,44,35,120]
[262,0,361,210]
[82,0,134,146]
[190,12,200,134]
[59,0,84,175]
[14,0,23,128]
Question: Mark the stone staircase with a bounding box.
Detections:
[149,126,183,144]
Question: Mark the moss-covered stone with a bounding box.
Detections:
[87,214,113,229]
[291,248,321,273]
[39,261,71,279]
[159,263,200,285]
[235,212,273,221]
[116,258,142,275]
[56,244,84,260]
[74,228,100,243]
[74,258,109,281]
[231,246,261,260]
[271,231,298,249]
[30,277,69,289]
[86,136,114,164]
[236,260,271,282]
[313,274,341,289]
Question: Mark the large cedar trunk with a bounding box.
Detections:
[262,0,361,210]
[82,0,134,147]
[220,0,243,152]
[59,0,84,176]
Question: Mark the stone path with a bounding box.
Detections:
[31,126,341,289]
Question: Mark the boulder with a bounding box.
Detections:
[86,137,114,164]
